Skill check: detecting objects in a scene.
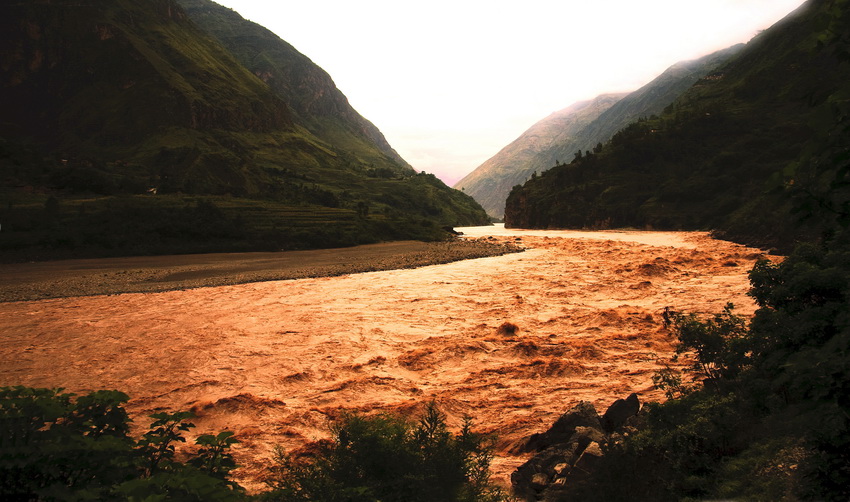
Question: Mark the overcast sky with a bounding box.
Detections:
[214,0,807,186]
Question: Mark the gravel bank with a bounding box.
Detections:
[0,239,522,303]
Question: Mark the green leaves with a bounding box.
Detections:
[1,386,136,499]
[0,387,244,501]
[671,303,751,384]
[137,411,196,476]
[263,402,506,502]
[190,431,240,481]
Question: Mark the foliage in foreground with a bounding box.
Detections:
[0,387,242,501]
[1,389,506,502]
[563,228,850,501]
[551,18,850,499]
[261,402,507,502]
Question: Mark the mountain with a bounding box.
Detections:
[456,46,743,219]
[454,94,626,218]
[557,45,744,168]
[505,0,850,251]
[0,0,291,160]
[0,0,488,260]
[174,0,411,170]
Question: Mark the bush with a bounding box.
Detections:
[262,402,506,502]
[670,303,751,386]
[0,386,244,501]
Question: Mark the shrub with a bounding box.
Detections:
[0,386,244,501]
[262,402,506,502]
[670,303,751,386]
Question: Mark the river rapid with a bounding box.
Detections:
[0,226,774,490]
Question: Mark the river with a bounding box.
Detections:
[0,226,773,490]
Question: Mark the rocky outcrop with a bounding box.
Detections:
[511,394,642,501]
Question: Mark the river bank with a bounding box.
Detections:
[0,238,520,303]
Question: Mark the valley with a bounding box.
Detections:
[2,0,848,498]
[0,226,773,492]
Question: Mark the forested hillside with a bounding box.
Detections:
[505,0,847,252]
[0,0,488,261]
[457,45,742,219]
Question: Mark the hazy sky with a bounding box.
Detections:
[214,0,807,186]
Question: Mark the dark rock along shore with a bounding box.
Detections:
[512,394,642,501]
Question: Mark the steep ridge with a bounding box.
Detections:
[556,45,744,168]
[0,0,488,260]
[456,46,742,218]
[175,0,412,172]
[505,0,850,251]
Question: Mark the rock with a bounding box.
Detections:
[601,392,641,433]
[573,425,606,445]
[520,401,603,453]
[572,441,604,476]
[531,473,550,489]
[512,395,643,500]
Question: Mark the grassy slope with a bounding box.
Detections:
[175,0,412,173]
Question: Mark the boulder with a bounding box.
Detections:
[601,392,641,432]
[520,401,603,453]
[512,394,643,500]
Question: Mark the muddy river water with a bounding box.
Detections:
[0,225,774,490]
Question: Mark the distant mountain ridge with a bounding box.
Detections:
[0,0,488,260]
[504,0,850,250]
[576,45,745,153]
[456,45,744,218]
[454,94,626,218]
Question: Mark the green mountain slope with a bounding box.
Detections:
[0,0,488,260]
[0,0,291,169]
[560,45,744,166]
[456,46,741,219]
[505,0,850,251]
[174,0,412,172]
